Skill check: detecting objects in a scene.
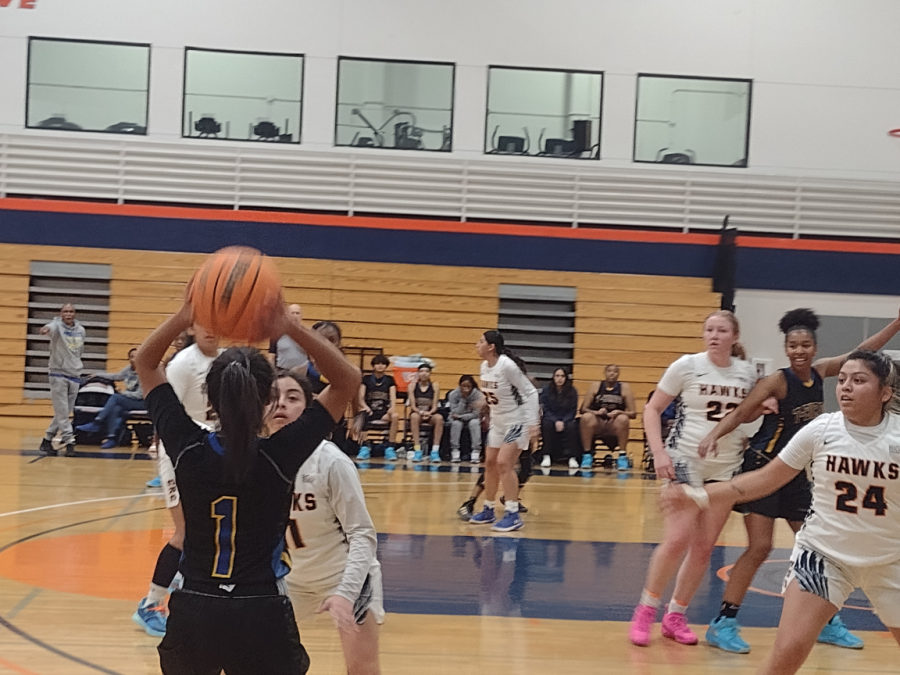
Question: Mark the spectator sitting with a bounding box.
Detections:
[447,375,486,463]
[408,363,444,463]
[268,304,308,371]
[76,347,146,449]
[539,367,580,469]
[579,364,636,470]
[353,354,399,460]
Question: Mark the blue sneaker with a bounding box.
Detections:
[100,438,116,449]
[146,476,161,488]
[357,446,371,460]
[706,616,751,654]
[412,450,423,463]
[818,614,864,649]
[580,453,593,470]
[469,505,495,525]
[384,447,397,460]
[76,421,100,434]
[492,510,524,532]
[132,598,167,637]
[617,454,629,471]
[430,449,440,462]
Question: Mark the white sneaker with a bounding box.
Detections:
[451,450,461,462]
[541,455,551,468]
[470,451,480,464]
[568,457,579,469]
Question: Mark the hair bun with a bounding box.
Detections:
[779,308,820,334]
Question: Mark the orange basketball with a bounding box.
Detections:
[189,246,282,341]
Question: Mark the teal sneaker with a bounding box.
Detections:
[580,453,593,470]
[818,614,864,649]
[357,446,371,460]
[146,476,162,488]
[132,598,167,637]
[706,616,751,654]
[617,454,629,471]
[412,449,423,462]
[430,449,440,462]
[384,447,397,460]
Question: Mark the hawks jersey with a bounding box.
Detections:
[480,355,539,426]
[285,441,379,602]
[780,412,900,568]
[658,352,756,469]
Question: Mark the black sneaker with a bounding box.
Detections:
[499,496,528,513]
[64,443,77,457]
[40,438,57,456]
[457,499,475,522]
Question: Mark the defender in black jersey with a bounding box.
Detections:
[135,298,360,675]
[698,307,900,654]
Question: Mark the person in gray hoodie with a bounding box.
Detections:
[77,347,145,449]
[40,303,86,456]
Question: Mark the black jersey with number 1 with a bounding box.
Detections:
[148,383,336,586]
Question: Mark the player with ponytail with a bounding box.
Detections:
[468,330,539,532]
[698,307,900,654]
[134,291,361,675]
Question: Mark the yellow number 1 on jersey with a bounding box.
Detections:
[211,496,238,578]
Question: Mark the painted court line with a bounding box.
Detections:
[0,493,159,520]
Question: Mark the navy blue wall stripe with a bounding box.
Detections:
[2,208,899,295]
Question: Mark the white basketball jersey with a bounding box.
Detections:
[285,441,379,600]
[780,412,900,568]
[658,352,756,470]
[166,344,222,426]
[480,355,539,426]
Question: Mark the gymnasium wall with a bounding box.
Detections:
[0,243,717,446]
[1,0,900,181]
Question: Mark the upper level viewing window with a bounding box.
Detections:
[633,74,751,168]
[335,57,454,152]
[182,48,304,143]
[26,37,150,135]
[486,67,602,159]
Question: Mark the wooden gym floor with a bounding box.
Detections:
[0,424,897,675]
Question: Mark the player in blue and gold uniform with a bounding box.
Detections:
[134,296,360,675]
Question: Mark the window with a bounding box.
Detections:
[634,74,751,168]
[26,37,150,135]
[335,57,454,152]
[498,285,576,386]
[25,262,111,398]
[183,48,304,143]
[486,67,602,159]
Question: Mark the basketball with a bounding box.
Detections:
[189,246,282,341]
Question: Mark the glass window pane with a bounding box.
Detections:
[183,49,303,143]
[486,67,602,159]
[27,38,149,135]
[634,75,751,168]
[335,58,454,152]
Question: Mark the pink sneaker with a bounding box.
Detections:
[629,604,657,646]
[661,608,698,645]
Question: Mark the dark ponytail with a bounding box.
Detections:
[483,330,528,374]
[207,347,275,483]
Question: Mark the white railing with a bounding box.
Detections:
[2,133,900,239]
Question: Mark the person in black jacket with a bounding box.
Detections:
[539,368,580,468]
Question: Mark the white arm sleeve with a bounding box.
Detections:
[505,359,539,427]
[777,418,820,471]
[327,455,378,604]
[656,354,691,398]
